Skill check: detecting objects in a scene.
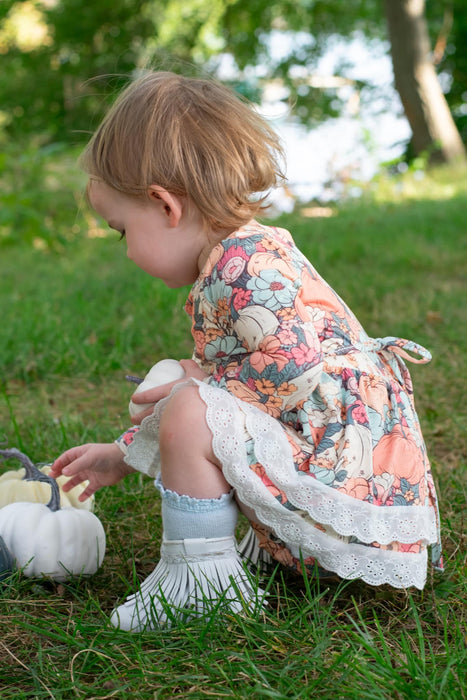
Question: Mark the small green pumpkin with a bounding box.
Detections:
[0,535,15,581]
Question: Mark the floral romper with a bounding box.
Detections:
[119,221,443,589]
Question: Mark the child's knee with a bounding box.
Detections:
[159,385,208,452]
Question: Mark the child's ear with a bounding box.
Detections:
[147,185,182,227]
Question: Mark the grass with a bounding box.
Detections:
[0,156,466,699]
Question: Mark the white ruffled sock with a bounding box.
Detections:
[160,483,238,540]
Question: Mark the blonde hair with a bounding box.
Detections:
[80,71,285,231]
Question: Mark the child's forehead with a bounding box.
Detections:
[85,178,109,212]
[85,176,106,201]
[86,177,110,200]
[86,179,133,218]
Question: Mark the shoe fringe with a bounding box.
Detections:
[237,527,275,576]
[111,536,265,631]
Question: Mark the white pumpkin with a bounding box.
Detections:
[128,358,185,417]
[0,501,106,581]
[0,448,105,581]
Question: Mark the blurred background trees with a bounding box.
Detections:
[0,0,465,158]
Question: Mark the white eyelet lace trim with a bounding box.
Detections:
[243,400,438,546]
[122,379,437,589]
[196,381,437,589]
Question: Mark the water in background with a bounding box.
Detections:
[218,32,411,211]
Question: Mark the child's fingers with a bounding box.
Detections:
[179,359,207,380]
[50,446,86,476]
[77,483,95,502]
[130,406,157,425]
[49,452,75,476]
[60,476,95,501]
[59,471,89,492]
[130,385,171,404]
[61,455,90,478]
[55,449,95,481]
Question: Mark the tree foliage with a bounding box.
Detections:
[0,0,465,153]
[219,0,466,155]
[0,0,162,142]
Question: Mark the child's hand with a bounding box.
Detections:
[49,443,135,501]
[179,359,209,381]
[130,359,208,424]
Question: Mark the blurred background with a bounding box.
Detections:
[0,0,466,245]
[0,7,466,696]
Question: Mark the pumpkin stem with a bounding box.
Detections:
[0,447,61,512]
[125,375,143,385]
[1,447,42,480]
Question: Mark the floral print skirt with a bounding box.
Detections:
[121,377,443,590]
[193,380,442,590]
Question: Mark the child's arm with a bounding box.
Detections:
[49,443,136,502]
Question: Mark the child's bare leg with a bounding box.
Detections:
[109,384,261,631]
[157,385,237,541]
[158,385,230,498]
[161,387,273,576]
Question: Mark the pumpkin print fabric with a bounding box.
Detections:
[120,221,443,589]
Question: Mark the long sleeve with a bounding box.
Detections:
[115,426,140,455]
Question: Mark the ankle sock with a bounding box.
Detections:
[156,476,238,540]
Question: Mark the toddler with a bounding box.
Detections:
[51,71,443,631]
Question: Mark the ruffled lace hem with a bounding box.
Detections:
[197,381,438,589]
[121,379,438,589]
[242,398,438,546]
[287,533,428,589]
[197,382,438,545]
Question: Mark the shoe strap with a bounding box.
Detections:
[162,536,237,558]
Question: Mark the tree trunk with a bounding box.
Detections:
[384,0,465,164]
